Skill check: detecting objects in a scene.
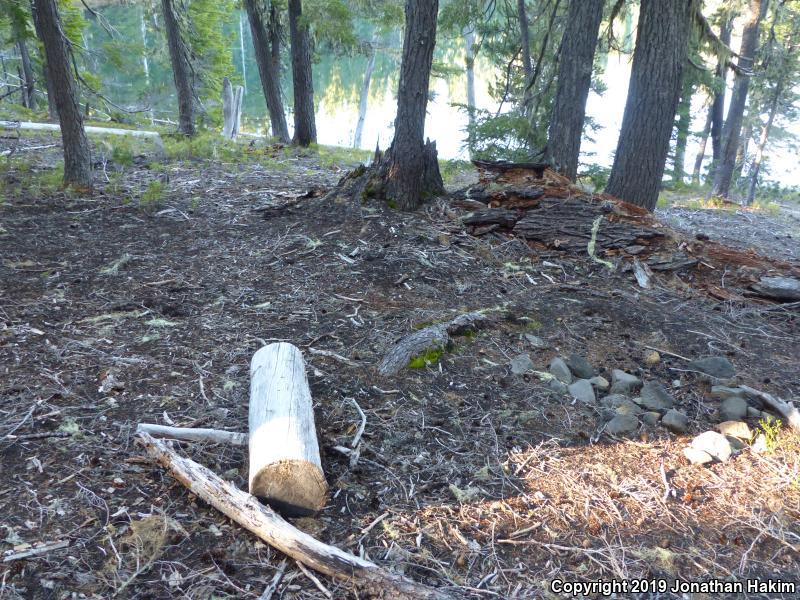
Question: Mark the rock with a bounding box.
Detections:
[717,421,752,440]
[720,396,748,421]
[609,369,642,395]
[750,276,800,302]
[643,350,660,366]
[548,378,569,395]
[690,431,733,462]
[638,382,675,411]
[683,447,714,465]
[565,354,595,379]
[747,406,763,419]
[710,385,746,400]
[726,436,748,451]
[568,379,595,403]
[588,376,610,391]
[615,399,644,416]
[524,334,548,349]
[641,412,661,427]
[688,356,736,380]
[510,353,534,375]
[549,358,573,384]
[751,433,768,454]
[661,409,688,434]
[605,414,639,436]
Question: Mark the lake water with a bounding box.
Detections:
[85,7,798,186]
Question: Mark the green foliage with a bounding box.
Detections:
[408,346,444,369]
[759,417,783,453]
[139,179,165,212]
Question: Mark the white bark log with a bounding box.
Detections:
[136,423,246,445]
[136,432,453,599]
[249,343,328,515]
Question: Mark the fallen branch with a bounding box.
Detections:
[738,386,800,432]
[136,423,246,446]
[3,540,69,562]
[136,432,455,599]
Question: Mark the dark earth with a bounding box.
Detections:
[1,133,798,598]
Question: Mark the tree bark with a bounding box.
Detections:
[546,0,604,181]
[161,0,195,136]
[16,38,35,109]
[605,0,693,211]
[709,17,732,174]
[288,0,316,146]
[691,104,713,184]
[712,0,769,198]
[734,120,753,181]
[353,36,377,149]
[31,0,92,188]
[383,0,444,210]
[245,0,290,143]
[672,80,693,184]
[517,0,533,81]
[29,5,58,119]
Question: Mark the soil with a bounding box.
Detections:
[1,134,799,599]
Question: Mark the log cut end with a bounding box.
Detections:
[250,459,328,516]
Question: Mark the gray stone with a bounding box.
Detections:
[717,421,752,440]
[565,354,595,379]
[751,433,768,453]
[605,414,639,436]
[568,379,595,403]
[747,406,763,419]
[638,382,675,411]
[690,431,733,462]
[710,385,746,400]
[688,356,736,380]
[751,276,800,302]
[615,399,644,416]
[609,369,642,395]
[683,447,714,465]
[588,376,610,391]
[661,409,688,434]
[524,334,548,349]
[642,412,662,427]
[720,396,748,422]
[599,394,629,407]
[549,358,573,384]
[548,378,568,395]
[510,353,534,375]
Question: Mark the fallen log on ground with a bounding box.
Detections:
[137,432,456,599]
[136,423,246,446]
[249,343,328,516]
[378,310,497,376]
[739,386,800,432]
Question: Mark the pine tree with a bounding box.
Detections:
[288,0,316,146]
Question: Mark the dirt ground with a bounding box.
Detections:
[1,135,799,599]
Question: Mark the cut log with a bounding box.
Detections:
[249,343,328,516]
[137,432,455,599]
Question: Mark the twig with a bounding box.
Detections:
[349,398,367,449]
[296,560,332,598]
[258,560,288,600]
[307,347,359,367]
[3,540,69,562]
[136,424,246,445]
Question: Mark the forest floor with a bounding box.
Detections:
[1,132,799,599]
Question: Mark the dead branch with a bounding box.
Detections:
[738,386,800,432]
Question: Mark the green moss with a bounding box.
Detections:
[408,347,444,369]
[523,318,543,331]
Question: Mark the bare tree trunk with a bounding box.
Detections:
[605,0,693,211]
[30,7,58,119]
[245,0,290,142]
[16,36,35,109]
[712,0,769,198]
[672,81,693,184]
[353,36,377,149]
[546,0,604,181]
[288,0,316,146]
[161,0,195,136]
[464,26,477,156]
[239,11,247,94]
[31,0,92,188]
[382,0,444,210]
[517,0,533,81]
[746,70,785,205]
[692,104,713,184]
[709,17,732,176]
[734,120,753,181]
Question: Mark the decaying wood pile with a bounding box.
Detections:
[452,161,800,303]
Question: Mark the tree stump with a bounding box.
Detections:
[249,343,328,516]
